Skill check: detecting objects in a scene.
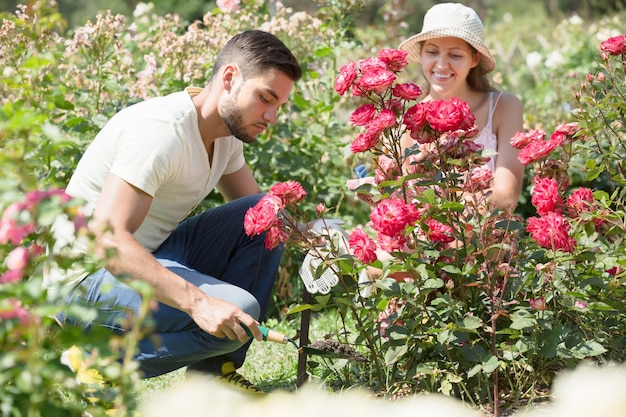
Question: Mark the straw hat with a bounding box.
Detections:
[398,2,496,73]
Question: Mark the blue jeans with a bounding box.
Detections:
[61,194,283,378]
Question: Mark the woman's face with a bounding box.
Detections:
[420,37,480,98]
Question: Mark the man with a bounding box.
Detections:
[47,30,302,394]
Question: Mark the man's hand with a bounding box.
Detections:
[188,295,262,342]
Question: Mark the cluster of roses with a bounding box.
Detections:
[0,189,80,284]
[334,49,493,264]
[510,123,604,253]
[243,180,307,250]
[0,189,83,325]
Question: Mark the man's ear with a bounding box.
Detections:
[222,64,240,91]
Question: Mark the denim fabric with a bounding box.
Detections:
[61,194,283,378]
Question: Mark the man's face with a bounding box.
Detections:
[220,68,294,143]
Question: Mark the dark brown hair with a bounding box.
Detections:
[211,30,302,82]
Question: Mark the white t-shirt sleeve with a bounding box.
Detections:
[223,138,245,175]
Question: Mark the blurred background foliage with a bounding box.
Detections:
[0,0,625,29]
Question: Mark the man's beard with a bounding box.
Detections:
[222,108,256,143]
[221,93,255,144]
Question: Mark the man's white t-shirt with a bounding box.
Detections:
[45,87,245,289]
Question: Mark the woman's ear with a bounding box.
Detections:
[471,51,481,69]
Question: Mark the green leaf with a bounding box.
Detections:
[467,364,482,378]
[384,344,408,365]
[462,315,482,330]
[423,278,444,289]
[509,310,536,330]
[482,355,500,373]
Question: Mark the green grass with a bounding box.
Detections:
[137,312,347,399]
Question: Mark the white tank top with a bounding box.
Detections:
[472,91,502,172]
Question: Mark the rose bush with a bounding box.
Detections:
[264,36,626,414]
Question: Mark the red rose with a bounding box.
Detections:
[350,130,380,153]
[403,102,428,132]
[425,100,465,132]
[367,109,397,135]
[518,139,557,165]
[392,82,422,100]
[425,219,455,244]
[531,176,562,215]
[349,103,377,126]
[349,227,377,264]
[334,61,357,96]
[600,35,626,55]
[243,194,283,236]
[566,187,594,217]
[510,129,545,149]
[269,180,306,205]
[355,68,396,93]
[526,212,576,252]
[377,48,409,72]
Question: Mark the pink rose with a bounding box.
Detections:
[357,57,387,73]
[350,131,380,153]
[510,129,545,149]
[518,139,557,165]
[529,298,547,310]
[566,187,594,217]
[0,269,23,284]
[367,109,397,135]
[6,246,29,271]
[600,35,626,55]
[531,176,562,215]
[334,61,357,96]
[554,122,580,137]
[216,0,240,13]
[425,219,455,244]
[349,227,377,264]
[269,180,306,206]
[349,103,377,126]
[355,68,396,93]
[526,212,576,252]
[463,165,493,192]
[243,195,283,236]
[370,198,414,237]
[264,225,288,250]
[392,82,422,100]
[376,232,406,252]
[377,48,408,72]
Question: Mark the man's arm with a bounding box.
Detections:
[90,172,263,341]
[216,164,263,201]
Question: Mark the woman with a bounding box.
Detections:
[398,2,525,209]
[354,3,525,284]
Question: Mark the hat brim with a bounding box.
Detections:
[399,28,496,73]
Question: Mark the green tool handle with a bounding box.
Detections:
[242,324,288,344]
